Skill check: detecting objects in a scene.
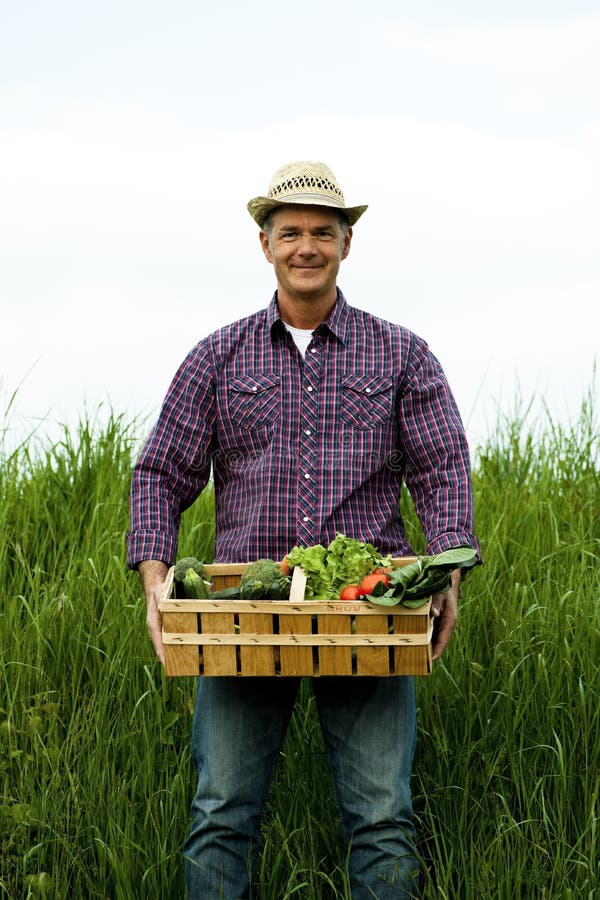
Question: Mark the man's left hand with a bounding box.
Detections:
[430,569,462,661]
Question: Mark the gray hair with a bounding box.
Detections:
[262,209,350,240]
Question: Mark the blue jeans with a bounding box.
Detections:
[183,676,419,899]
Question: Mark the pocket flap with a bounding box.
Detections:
[229,373,280,394]
[341,373,393,396]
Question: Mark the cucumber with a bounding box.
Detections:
[208,586,242,600]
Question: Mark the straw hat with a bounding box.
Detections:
[247,161,368,228]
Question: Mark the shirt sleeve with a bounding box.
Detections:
[126,341,216,569]
[397,336,481,561]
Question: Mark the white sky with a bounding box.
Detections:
[1,1,599,454]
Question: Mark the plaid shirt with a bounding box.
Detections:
[127,291,479,567]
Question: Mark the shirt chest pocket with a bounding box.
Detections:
[227,373,281,430]
[340,373,394,430]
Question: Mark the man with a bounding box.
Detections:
[127,160,480,899]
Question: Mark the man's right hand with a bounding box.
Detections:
[138,560,169,666]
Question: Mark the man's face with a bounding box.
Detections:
[259,206,352,305]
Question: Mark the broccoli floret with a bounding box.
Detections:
[174,556,204,582]
[240,559,291,600]
[174,557,208,599]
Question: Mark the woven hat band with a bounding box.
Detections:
[270,191,345,208]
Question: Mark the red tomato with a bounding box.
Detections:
[339,585,361,601]
[358,571,391,595]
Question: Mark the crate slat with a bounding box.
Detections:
[317,614,352,675]
[355,615,392,676]
[239,613,275,676]
[393,613,433,676]
[163,632,431,646]
[201,612,237,675]
[161,570,200,676]
[163,611,200,676]
[160,599,427,615]
[279,613,314,676]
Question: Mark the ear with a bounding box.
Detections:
[341,226,353,261]
[259,230,273,263]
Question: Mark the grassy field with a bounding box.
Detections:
[1,396,599,899]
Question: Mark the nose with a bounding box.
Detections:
[296,233,318,256]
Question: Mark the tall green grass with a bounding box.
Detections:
[1,395,598,898]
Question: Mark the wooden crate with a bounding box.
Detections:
[159,559,432,677]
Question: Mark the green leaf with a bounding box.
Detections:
[428,547,478,570]
[364,590,402,607]
[368,547,477,608]
[400,596,431,609]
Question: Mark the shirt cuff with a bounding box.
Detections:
[126,530,178,570]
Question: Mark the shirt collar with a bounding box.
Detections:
[267,289,350,345]
[322,289,350,344]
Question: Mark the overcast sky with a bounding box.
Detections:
[1,0,598,455]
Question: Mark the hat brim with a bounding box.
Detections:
[247,196,368,228]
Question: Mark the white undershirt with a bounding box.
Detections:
[285,323,314,358]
